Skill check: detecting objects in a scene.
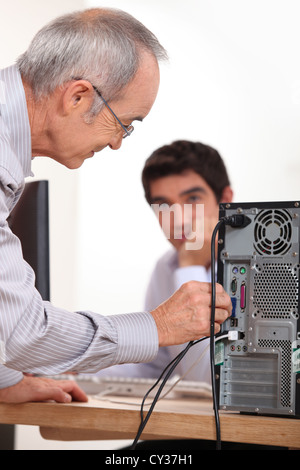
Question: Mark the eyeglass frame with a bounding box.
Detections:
[92,86,134,139]
[72,77,134,139]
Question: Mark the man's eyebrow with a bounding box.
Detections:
[150,196,168,204]
[132,116,144,123]
[179,186,207,197]
[122,116,143,126]
[126,116,144,123]
[150,186,206,204]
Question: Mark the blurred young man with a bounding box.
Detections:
[98,140,233,382]
[140,140,233,381]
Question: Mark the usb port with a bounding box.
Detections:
[240,282,246,310]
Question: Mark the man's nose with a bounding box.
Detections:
[108,133,123,150]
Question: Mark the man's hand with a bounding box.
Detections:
[0,375,88,404]
[151,281,231,347]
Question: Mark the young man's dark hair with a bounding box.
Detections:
[142,140,230,204]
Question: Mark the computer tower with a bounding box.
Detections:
[216,201,300,417]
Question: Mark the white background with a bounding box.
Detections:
[78,0,300,316]
[1,0,300,449]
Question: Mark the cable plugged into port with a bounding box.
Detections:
[217,330,239,341]
[228,330,238,341]
[222,214,252,228]
[210,214,252,450]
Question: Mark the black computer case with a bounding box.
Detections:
[216,201,300,417]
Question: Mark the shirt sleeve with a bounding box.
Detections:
[0,365,23,390]
[0,179,158,385]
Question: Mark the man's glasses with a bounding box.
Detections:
[92,86,134,139]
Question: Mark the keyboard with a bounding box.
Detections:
[49,374,212,399]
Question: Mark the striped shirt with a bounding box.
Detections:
[0,65,158,389]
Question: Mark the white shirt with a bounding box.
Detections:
[143,249,211,382]
[96,249,211,383]
[0,65,158,389]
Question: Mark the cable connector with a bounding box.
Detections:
[228,330,238,341]
[222,214,252,228]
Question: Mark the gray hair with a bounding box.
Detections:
[17,8,168,117]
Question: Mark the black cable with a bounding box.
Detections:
[131,214,251,451]
[138,248,224,453]
[138,344,192,423]
[210,214,251,450]
[130,337,207,449]
[139,336,206,421]
[210,219,226,450]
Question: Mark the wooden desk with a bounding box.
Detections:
[0,396,299,448]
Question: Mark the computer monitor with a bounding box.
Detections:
[8,180,50,301]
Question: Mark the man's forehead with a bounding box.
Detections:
[151,171,207,190]
[149,173,210,202]
[116,52,160,110]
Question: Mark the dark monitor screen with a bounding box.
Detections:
[7,180,50,301]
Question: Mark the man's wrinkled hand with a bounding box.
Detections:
[151,281,231,347]
[0,375,88,404]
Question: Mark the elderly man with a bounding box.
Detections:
[0,8,231,404]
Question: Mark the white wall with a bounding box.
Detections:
[0,0,85,311]
[4,0,300,323]
[77,0,300,316]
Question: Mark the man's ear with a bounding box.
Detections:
[61,80,94,116]
[220,185,234,203]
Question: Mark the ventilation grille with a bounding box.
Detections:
[257,339,292,407]
[254,209,292,255]
[253,263,299,319]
